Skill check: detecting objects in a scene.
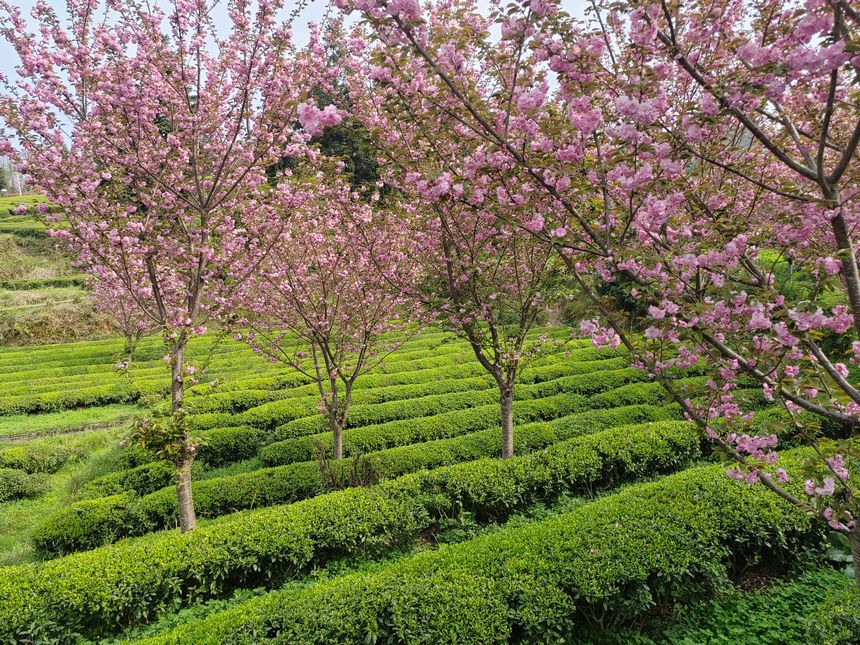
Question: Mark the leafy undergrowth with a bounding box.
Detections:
[579,567,856,645]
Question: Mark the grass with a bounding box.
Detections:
[0,194,48,217]
[0,404,141,439]
[0,427,123,565]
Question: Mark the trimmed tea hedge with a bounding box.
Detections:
[1,419,705,640]
[271,367,651,441]
[77,461,174,500]
[262,373,679,466]
[141,458,815,644]
[0,468,47,502]
[0,443,80,474]
[33,395,620,557]
[35,403,668,555]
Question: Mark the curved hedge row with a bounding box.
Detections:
[81,369,623,499]
[78,424,271,501]
[0,384,140,416]
[78,460,175,500]
[184,375,497,416]
[0,468,48,502]
[35,393,635,555]
[143,459,814,645]
[182,354,631,436]
[262,374,688,466]
[180,349,610,416]
[1,419,702,641]
[258,367,650,438]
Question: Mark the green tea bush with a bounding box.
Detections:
[262,372,665,466]
[49,404,673,556]
[31,494,137,557]
[0,467,47,502]
[277,368,653,440]
[263,392,588,465]
[0,443,80,473]
[198,425,268,467]
[0,383,138,415]
[138,458,816,644]
[0,419,703,640]
[77,460,174,499]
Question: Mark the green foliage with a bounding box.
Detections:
[130,410,194,465]
[590,568,855,645]
[0,443,80,474]
[0,420,706,639]
[136,459,818,644]
[35,405,679,553]
[197,425,267,468]
[261,373,680,467]
[0,468,47,502]
[31,494,137,557]
[77,460,174,500]
[804,580,860,644]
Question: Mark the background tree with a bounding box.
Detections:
[90,278,152,368]
[408,195,563,458]
[244,170,419,460]
[0,0,337,532]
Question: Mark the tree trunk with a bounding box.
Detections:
[176,455,196,532]
[850,523,860,596]
[500,385,514,459]
[332,414,344,460]
[171,338,196,533]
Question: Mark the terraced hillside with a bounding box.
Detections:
[0,196,111,345]
[0,329,853,643]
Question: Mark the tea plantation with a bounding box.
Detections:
[0,329,854,643]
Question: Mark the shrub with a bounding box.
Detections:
[262,393,586,466]
[0,443,80,474]
[0,419,707,640]
[262,371,664,466]
[77,460,174,499]
[272,366,647,438]
[138,458,816,644]
[31,494,136,558]
[0,383,139,415]
[803,581,860,645]
[0,468,47,502]
[49,405,673,555]
[198,426,267,467]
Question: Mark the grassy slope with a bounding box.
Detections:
[0,195,113,345]
[0,428,125,565]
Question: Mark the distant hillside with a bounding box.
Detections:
[0,195,114,345]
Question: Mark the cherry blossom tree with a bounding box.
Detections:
[243,169,419,460]
[408,195,562,459]
[90,278,152,367]
[339,0,860,586]
[340,22,567,458]
[0,0,340,531]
